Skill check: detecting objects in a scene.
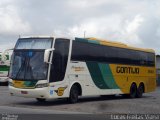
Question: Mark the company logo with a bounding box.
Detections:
[116,66,139,74]
[71,66,85,71]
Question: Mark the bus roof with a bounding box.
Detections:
[85,37,155,53]
[17,36,154,53]
[18,36,74,40]
[18,36,54,39]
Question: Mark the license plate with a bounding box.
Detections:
[21,91,28,94]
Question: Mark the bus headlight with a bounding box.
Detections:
[35,83,49,88]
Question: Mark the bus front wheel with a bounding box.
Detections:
[36,98,46,102]
[69,85,79,104]
[129,83,137,98]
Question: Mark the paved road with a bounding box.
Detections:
[0,86,160,119]
[0,105,86,114]
[0,106,109,120]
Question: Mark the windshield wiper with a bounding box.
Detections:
[15,56,28,80]
[24,57,34,80]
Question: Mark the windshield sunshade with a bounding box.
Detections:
[15,38,52,49]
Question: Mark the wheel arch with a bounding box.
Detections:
[69,82,82,96]
[131,82,137,87]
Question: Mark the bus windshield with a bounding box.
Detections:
[9,50,48,80]
[9,38,53,81]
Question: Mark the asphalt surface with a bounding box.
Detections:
[0,86,160,119]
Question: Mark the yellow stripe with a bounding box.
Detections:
[87,37,155,53]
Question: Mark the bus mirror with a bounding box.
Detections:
[44,48,54,63]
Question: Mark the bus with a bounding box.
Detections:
[8,37,156,103]
[0,52,10,85]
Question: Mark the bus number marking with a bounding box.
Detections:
[57,87,66,96]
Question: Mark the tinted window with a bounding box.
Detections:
[49,39,70,82]
[71,41,155,67]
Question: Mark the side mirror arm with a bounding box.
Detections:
[44,48,55,64]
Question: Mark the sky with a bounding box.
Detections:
[0,0,160,54]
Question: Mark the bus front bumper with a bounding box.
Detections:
[9,86,51,99]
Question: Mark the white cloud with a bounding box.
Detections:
[64,14,143,46]
[66,15,122,37]
[126,15,144,33]
[0,0,160,54]
[68,0,105,8]
[0,2,31,36]
[68,22,98,37]
[117,15,144,45]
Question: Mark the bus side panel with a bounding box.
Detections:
[85,62,122,95]
[86,62,120,89]
[68,62,122,96]
[67,61,156,96]
[109,64,156,94]
[67,62,100,96]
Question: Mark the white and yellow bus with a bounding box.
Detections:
[8,37,156,103]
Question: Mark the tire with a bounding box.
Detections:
[122,94,130,98]
[129,83,137,98]
[69,85,79,104]
[36,98,46,102]
[136,84,144,98]
[100,95,115,99]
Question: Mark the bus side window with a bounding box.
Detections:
[49,39,70,82]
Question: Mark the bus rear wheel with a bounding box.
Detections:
[129,83,137,98]
[136,84,144,98]
[36,98,46,102]
[69,85,79,104]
